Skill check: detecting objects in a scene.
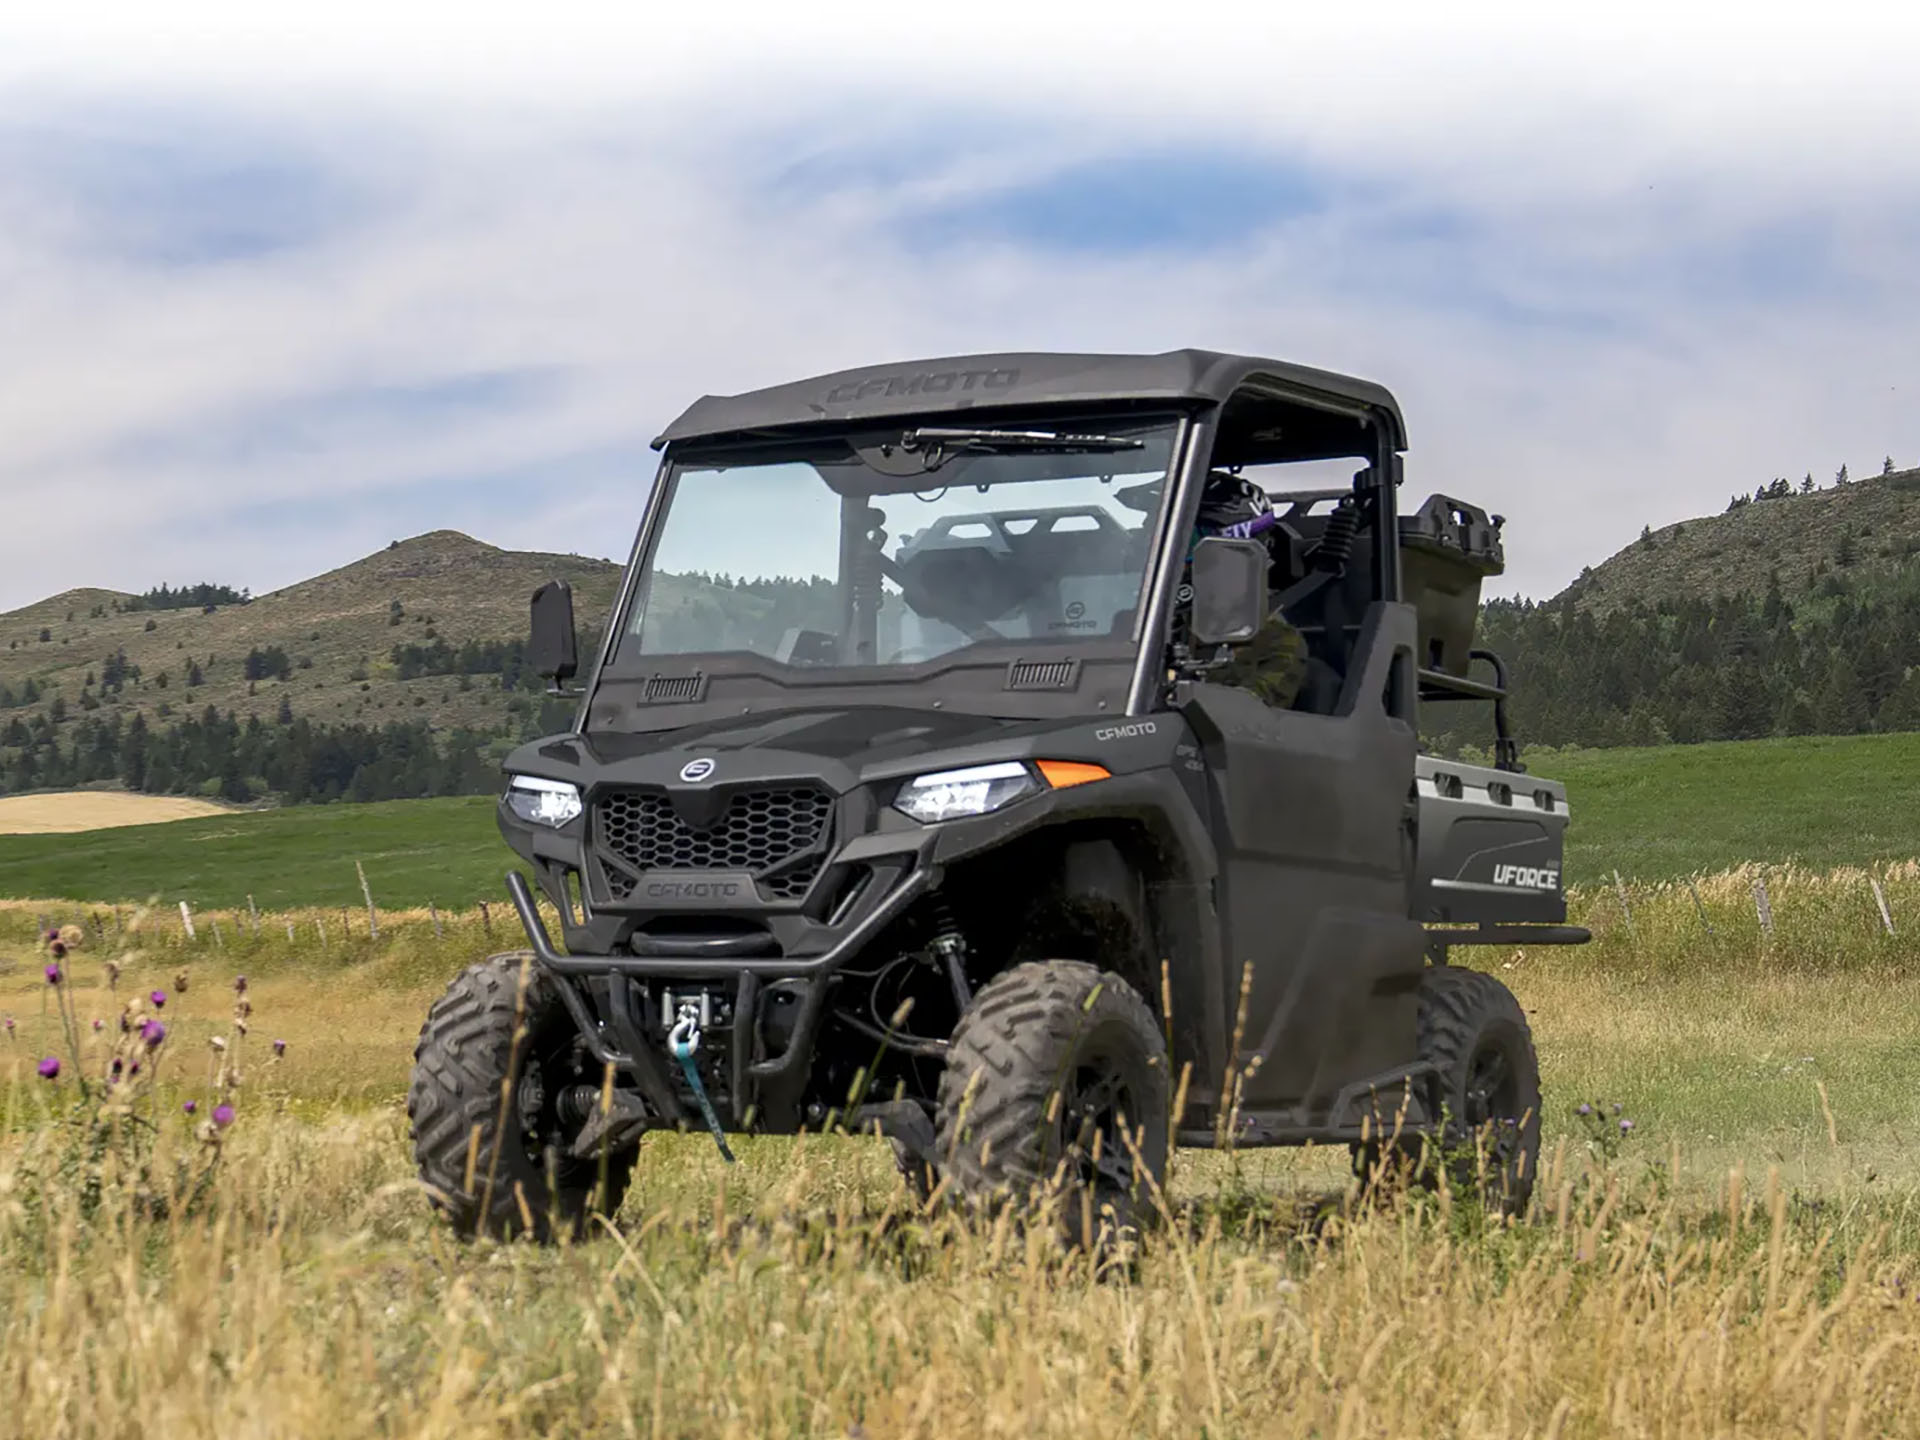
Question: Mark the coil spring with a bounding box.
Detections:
[1315,501,1359,572]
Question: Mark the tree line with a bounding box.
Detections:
[120,582,251,613]
[0,700,576,804]
[1425,563,1920,756]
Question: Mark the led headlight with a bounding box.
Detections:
[894,761,1036,823]
[505,774,583,827]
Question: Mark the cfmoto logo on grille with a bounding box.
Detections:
[679,757,716,783]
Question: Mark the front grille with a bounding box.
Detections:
[595,785,833,902]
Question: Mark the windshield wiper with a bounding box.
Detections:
[899,426,1146,464]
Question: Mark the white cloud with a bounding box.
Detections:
[1,4,1918,611]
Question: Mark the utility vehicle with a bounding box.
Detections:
[407,349,1588,1241]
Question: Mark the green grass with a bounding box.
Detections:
[6,730,1920,906]
[1547,730,1920,882]
[0,795,517,910]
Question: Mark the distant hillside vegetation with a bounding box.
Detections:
[0,531,627,741]
[1560,463,1920,613]
[1423,461,1920,759]
[0,530,842,801]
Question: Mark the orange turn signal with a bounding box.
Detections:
[1036,760,1111,790]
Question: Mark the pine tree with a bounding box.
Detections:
[1816,656,1869,734]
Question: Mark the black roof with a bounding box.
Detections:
[651,348,1406,452]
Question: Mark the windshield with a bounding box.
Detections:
[618,418,1178,671]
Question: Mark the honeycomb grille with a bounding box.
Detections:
[595,786,833,901]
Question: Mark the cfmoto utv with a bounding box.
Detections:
[406,349,1587,1242]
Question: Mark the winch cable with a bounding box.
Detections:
[667,1004,737,1164]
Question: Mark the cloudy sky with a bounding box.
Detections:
[2,2,1917,612]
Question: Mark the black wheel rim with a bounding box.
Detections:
[1462,1033,1528,1176]
[1061,1059,1139,1198]
[1464,1040,1518,1129]
[514,1024,594,1184]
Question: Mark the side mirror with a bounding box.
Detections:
[530,580,578,685]
[1189,537,1267,647]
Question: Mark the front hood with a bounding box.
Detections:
[509,706,1084,793]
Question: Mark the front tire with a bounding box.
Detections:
[408,952,637,1241]
[935,960,1169,1247]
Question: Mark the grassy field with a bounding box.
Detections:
[6,869,1920,1437]
[0,794,517,911]
[1545,731,1920,881]
[6,730,1920,908]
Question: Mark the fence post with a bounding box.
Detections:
[1613,870,1635,935]
[179,901,197,942]
[211,917,225,950]
[317,914,328,950]
[1752,878,1774,937]
[1870,874,1895,936]
[247,894,260,938]
[340,906,350,939]
[480,900,491,935]
[429,900,443,941]
[356,860,380,940]
[1687,879,1715,935]
[285,919,296,942]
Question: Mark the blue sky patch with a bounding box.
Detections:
[899,150,1331,254]
[109,369,567,470]
[2,111,367,267]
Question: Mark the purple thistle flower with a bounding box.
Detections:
[44,928,59,943]
[233,976,247,994]
[212,1103,235,1129]
[1576,1103,1592,1117]
[128,1061,140,1077]
[149,990,167,1009]
[49,939,66,959]
[3,1015,13,1035]
[272,1038,286,1057]
[37,1056,60,1080]
[44,963,62,985]
[141,1019,166,1048]
[91,1018,103,1032]
[1620,1119,1635,1134]
[183,1100,197,1115]
[110,1058,123,1078]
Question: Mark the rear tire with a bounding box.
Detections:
[935,960,1168,1247]
[1355,966,1540,1214]
[408,952,637,1241]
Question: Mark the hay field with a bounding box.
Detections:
[5,873,1920,1437]
[0,790,234,834]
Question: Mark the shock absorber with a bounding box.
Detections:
[1313,500,1359,573]
[850,510,887,663]
[926,894,972,1010]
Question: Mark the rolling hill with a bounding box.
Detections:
[1560,464,1920,612]
[0,531,624,735]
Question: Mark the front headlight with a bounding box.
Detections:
[505,774,583,827]
[894,762,1036,823]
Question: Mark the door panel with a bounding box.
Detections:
[1178,601,1422,1110]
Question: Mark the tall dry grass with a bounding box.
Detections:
[4,865,1920,1436]
[5,1108,1920,1438]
